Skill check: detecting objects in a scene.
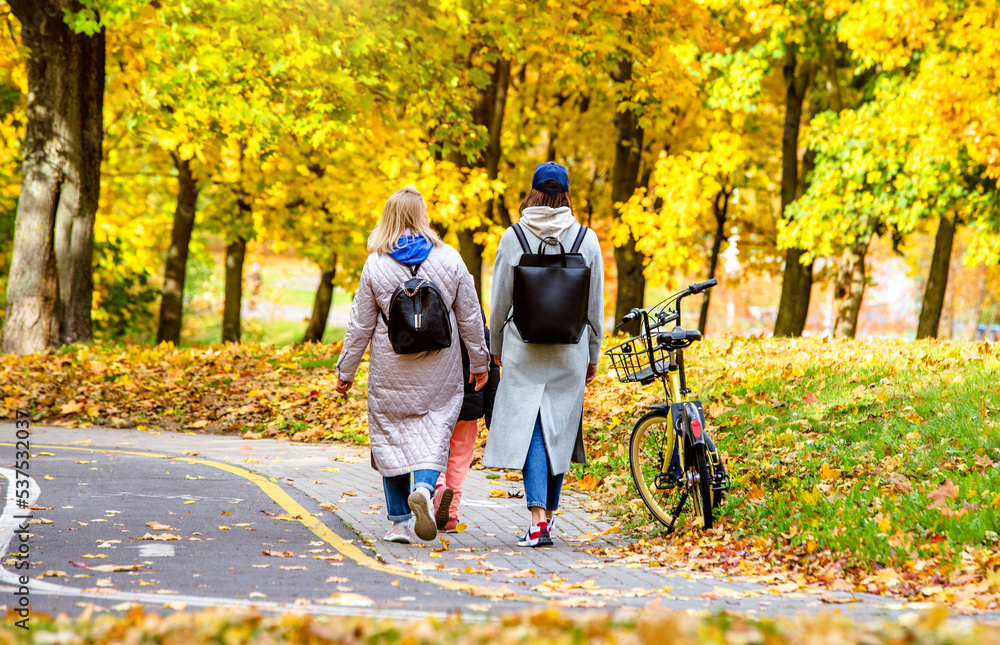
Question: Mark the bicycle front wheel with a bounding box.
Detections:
[629,412,681,528]
[691,443,715,529]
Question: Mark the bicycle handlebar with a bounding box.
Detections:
[687,278,718,295]
[615,279,718,329]
[616,307,644,330]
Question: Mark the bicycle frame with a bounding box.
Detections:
[630,298,708,458]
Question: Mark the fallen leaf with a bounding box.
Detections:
[505,569,537,578]
[88,564,144,572]
[146,522,175,531]
[61,400,84,415]
[38,570,68,578]
[262,550,293,557]
[928,480,959,508]
[317,593,374,607]
[133,533,182,541]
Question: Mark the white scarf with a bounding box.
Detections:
[517,206,579,245]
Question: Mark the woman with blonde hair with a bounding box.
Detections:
[336,187,490,544]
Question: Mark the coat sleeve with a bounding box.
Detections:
[336,260,378,382]
[586,230,605,365]
[453,259,490,374]
[489,230,514,358]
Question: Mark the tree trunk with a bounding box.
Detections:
[699,188,730,335]
[773,48,815,338]
[916,215,956,339]
[2,1,105,355]
[610,57,646,335]
[156,155,199,345]
[457,228,484,298]
[969,265,987,340]
[222,236,246,343]
[470,58,511,302]
[303,263,337,343]
[832,229,873,338]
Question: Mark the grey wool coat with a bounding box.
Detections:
[482,219,604,476]
[336,245,490,478]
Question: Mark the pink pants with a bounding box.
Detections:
[433,419,478,519]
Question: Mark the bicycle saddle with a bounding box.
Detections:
[657,326,702,348]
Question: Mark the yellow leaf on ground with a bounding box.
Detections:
[820,463,841,480]
[133,533,182,541]
[61,400,83,414]
[38,570,68,578]
[146,522,174,530]
[88,564,144,572]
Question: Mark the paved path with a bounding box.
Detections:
[2,423,990,621]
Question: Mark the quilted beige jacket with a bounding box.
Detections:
[336,245,489,477]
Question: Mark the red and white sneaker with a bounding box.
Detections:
[546,516,556,536]
[517,521,553,547]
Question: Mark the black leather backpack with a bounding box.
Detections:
[380,263,452,354]
[510,223,592,344]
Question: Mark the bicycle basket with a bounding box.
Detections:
[605,335,669,384]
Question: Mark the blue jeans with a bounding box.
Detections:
[383,469,440,521]
[522,415,563,511]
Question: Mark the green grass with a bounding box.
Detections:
[182,314,345,347]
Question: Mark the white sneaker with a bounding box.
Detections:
[517,521,553,548]
[408,488,437,542]
[383,520,413,544]
[546,515,556,535]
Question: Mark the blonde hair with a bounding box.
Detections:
[367,187,444,254]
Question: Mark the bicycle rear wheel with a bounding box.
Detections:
[691,443,715,529]
[629,412,681,528]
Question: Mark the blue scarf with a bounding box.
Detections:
[387,234,433,266]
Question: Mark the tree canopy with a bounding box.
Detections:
[0,0,997,350]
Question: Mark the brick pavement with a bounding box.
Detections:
[6,423,974,618]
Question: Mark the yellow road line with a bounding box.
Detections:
[2,443,539,602]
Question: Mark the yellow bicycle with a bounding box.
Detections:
[605,279,730,531]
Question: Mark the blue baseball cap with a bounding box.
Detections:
[532,162,569,195]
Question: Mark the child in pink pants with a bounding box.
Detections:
[434,313,499,532]
[433,419,479,531]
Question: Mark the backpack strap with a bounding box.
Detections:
[377,262,422,326]
[569,224,588,253]
[511,224,532,254]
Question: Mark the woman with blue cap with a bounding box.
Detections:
[483,162,605,547]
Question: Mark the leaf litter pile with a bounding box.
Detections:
[2,605,999,643]
[4,338,1000,609]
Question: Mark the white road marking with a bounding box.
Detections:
[86,492,244,502]
[0,468,472,620]
[133,544,175,557]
